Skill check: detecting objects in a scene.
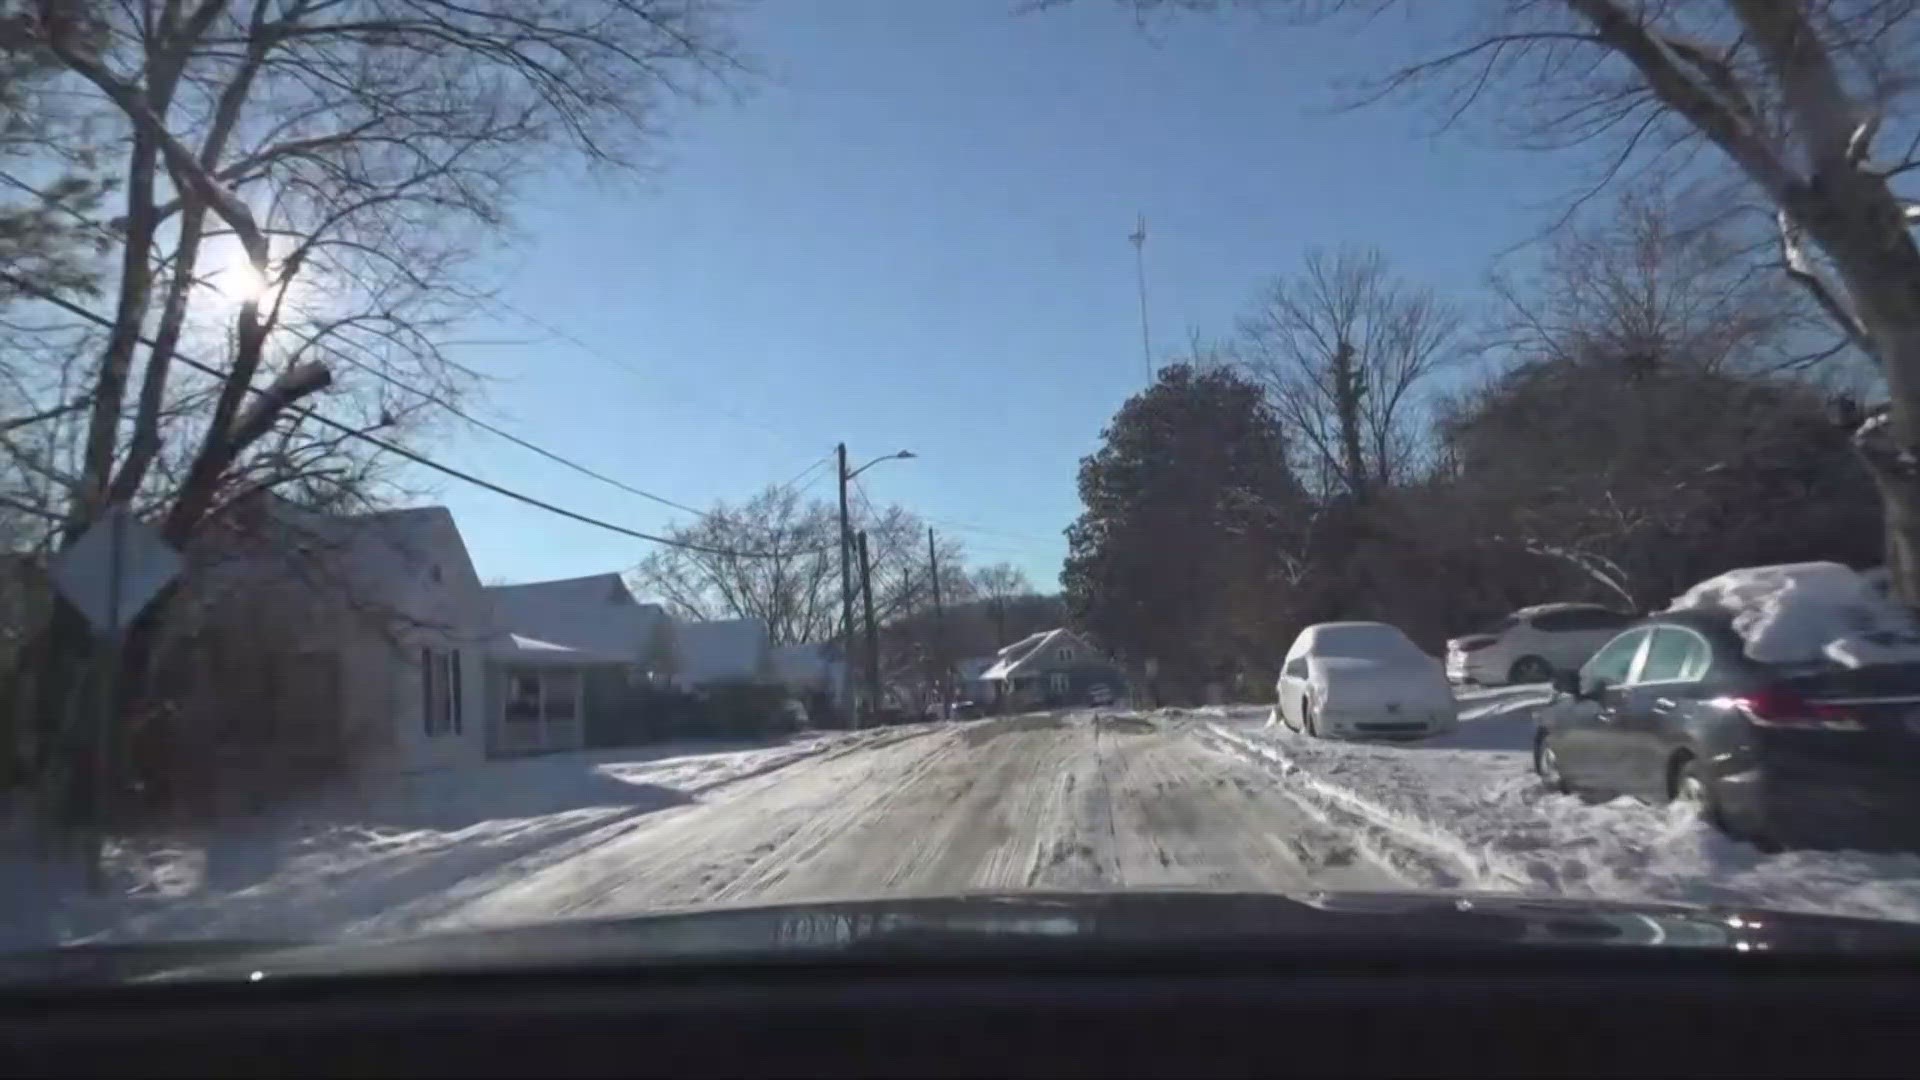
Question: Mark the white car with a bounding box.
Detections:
[1273,622,1458,740]
[1444,603,1635,686]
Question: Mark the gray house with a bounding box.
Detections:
[978,629,1126,712]
[483,574,669,755]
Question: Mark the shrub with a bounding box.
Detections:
[694,680,794,741]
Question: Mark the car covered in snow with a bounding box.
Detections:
[1274,622,1458,740]
[1534,563,1920,849]
[1445,602,1635,686]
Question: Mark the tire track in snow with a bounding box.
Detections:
[423,714,1404,934]
[347,725,950,938]
[1199,722,1492,890]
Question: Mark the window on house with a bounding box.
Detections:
[421,647,463,736]
[1049,672,1070,694]
[1056,646,1074,662]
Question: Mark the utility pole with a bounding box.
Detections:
[857,530,881,719]
[927,526,946,718]
[836,442,854,720]
[1129,213,1152,385]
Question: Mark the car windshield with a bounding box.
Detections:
[4,0,1919,977]
[1313,627,1423,661]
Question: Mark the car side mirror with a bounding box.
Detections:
[1551,670,1582,698]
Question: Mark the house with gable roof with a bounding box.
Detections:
[977,628,1127,712]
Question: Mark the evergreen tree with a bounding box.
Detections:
[1062,365,1307,695]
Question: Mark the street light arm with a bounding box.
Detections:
[845,449,917,482]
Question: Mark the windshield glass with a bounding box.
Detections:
[1313,627,1423,661]
[4,0,1919,973]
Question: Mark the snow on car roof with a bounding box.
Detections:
[1302,622,1423,660]
[1513,601,1617,617]
[1665,561,1920,669]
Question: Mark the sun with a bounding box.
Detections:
[217,261,273,307]
[201,238,292,319]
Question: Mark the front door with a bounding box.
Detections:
[1613,626,1714,802]
[1553,628,1651,796]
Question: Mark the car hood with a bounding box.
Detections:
[81,890,1920,984]
[1308,657,1452,709]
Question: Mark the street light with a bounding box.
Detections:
[846,449,916,482]
[836,446,916,725]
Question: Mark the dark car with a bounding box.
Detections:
[1533,610,1920,849]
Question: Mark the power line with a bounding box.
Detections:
[491,297,826,457]
[4,187,783,530]
[923,515,1057,545]
[772,454,832,498]
[1,271,830,561]
[288,327,717,518]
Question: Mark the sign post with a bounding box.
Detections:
[50,506,181,892]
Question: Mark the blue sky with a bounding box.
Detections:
[428,0,1588,591]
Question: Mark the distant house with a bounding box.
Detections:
[978,629,1126,712]
[953,655,996,704]
[772,642,847,707]
[483,574,668,755]
[174,499,493,778]
[663,617,772,689]
[484,577,785,750]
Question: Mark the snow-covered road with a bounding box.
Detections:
[409,712,1397,937]
[46,688,1920,947]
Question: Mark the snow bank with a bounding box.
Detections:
[1210,708,1920,924]
[1666,561,1920,668]
[3,728,917,949]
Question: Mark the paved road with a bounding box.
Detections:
[429,713,1400,933]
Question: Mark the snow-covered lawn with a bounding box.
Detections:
[1202,687,1920,923]
[6,726,927,949]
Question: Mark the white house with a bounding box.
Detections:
[184,499,494,775]
[667,617,772,688]
[772,642,847,707]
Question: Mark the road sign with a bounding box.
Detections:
[51,506,182,638]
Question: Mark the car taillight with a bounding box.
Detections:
[1450,636,1496,653]
[1725,688,1866,732]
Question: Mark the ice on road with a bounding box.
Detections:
[420,713,1397,935]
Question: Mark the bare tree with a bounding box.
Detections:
[630,486,844,647]
[1133,0,1920,597]
[3,0,733,548]
[968,562,1031,646]
[0,0,735,842]
[1490,190,1842,381]
[629,486,970,651]
[1237,246,1463,502]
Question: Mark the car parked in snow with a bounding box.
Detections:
[1534,609,1920,849]
[1446,603,1635,686]
[1275,622,1458,740]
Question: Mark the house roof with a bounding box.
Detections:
[980,628,1085,682]
[485,573,666,660]
[236,501,492,636]
[955,655,996,681]
[490,632,630,666]
[772,642,839,682]
[674,618,768,684]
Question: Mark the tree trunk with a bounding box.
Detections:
[1818,198,1920,605]
[1332,342,1369,503]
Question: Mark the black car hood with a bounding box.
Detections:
[130,890,1920,984]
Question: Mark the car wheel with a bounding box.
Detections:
[1534,734,1570,794]
[1671,758,1733,834]
[1302,700,1319,738]
[1509,655,1553,685]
